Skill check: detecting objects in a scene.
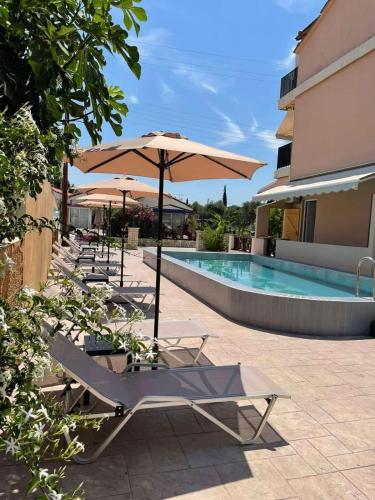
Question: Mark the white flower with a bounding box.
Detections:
[145,350,155,361]
[4,437,20,455]
[22,287,37,298]
[33,422,45,440]
[21,407,37,422]
[38,405,50,421]
[1,322,9,333]
[133,352,142,362]
[75,441,85,453]
[4,254,14,271]
[38,468,49,480]
[49,490,64,500]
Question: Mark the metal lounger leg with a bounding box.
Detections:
[189,395,278,445]
[64,399,146,465]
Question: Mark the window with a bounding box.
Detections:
[301,200,316,242]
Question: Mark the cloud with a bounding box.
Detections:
[159,80,175,102]
[250,116,286,151]
[129,28,169,58]
[275,0,321,13]
[174,64,219,94]
[127,95,139,104]
[215,110,246,146]
[275,46,296,71]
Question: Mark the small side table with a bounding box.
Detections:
[82,335,132,404]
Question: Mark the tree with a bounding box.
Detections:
[0,0,147,238]
[0,0,146,145]
[222,185,227,207]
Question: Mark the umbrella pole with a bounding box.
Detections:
[120,190,127,287]
[101,205,105,254]
[107,200,112,264]
[153,153,165,346]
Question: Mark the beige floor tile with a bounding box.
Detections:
[62,455,130,498]
[291,440,336,474]
[328,451,375,470]
[342,465,375,498]
[0,465,30,499]
[271,454,316,479]
[308,436,350,457]
[269,411,330,441]
[288,472,367,499]
[147,436,188,472]
[178,431,247,467]
[216,460,296,499]
[324,419,375,452]
[129,466,230,499]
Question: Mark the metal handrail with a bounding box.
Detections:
[356,256,375,299]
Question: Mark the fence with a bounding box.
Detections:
[233,236,252,253]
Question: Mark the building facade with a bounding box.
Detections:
[253,0,375,273]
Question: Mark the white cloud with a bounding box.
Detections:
[127,95,139,104]
[174,64,219,94]
[129,28,169,58]
[159,80,175,102]
[250,115,287,151]
[275,46,296,71]
[215,110,246,146]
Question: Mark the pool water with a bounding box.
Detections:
[164,252,372,298]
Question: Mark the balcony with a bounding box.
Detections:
[280,67,298,98]
[277,142,292,170]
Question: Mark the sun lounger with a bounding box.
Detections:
[63,237,116,258]
[48,332,290,464]
[53,243,121,276]
[52,257,156,311]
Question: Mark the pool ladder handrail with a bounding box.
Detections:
[356,256,375,299]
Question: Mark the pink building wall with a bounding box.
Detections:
[291,49,375,181]
[305,180,375,247]
[296,0,375,83]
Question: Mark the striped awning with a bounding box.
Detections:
[253,165,375,202]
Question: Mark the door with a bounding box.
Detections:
[301,200,316,243]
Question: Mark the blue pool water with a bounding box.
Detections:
[163,252,372,298]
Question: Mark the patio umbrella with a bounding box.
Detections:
[75,177,159,286]
[72,131,266,343]
[70,193,139,262]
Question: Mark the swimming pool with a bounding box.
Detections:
[163,252,372,298]
[143,249,375,336]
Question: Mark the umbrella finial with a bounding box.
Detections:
[141,131,188,140]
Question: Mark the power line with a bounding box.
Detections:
[140,60,279,83]
[135,40,291,68]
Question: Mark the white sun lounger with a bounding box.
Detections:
[52,257,156,311]
[49,332,290,464]
[139,320,218,365]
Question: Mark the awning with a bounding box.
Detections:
[276,109,294,140]
[253,164,375,202]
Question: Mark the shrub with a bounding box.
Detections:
[202,226,224,251]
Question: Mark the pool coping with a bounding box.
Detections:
[143,248,375,336]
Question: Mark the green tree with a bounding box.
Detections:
[222,185,227,206]
[0,0,146,147]
[269,208,284,238]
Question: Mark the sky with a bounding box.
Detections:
[69,0,324,205]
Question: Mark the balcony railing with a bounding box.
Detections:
[277,142,292,170]
[280,67,298,98]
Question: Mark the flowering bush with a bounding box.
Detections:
[0,271,151,498]
[0,108,59,245]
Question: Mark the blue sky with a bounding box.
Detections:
[69,0,324,205]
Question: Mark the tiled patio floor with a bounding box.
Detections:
[2,250,375,499]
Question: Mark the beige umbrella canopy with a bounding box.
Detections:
[72,131,266,342]
[73,131,265,181]
[75,177,159,286]
[69,193,139,207]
